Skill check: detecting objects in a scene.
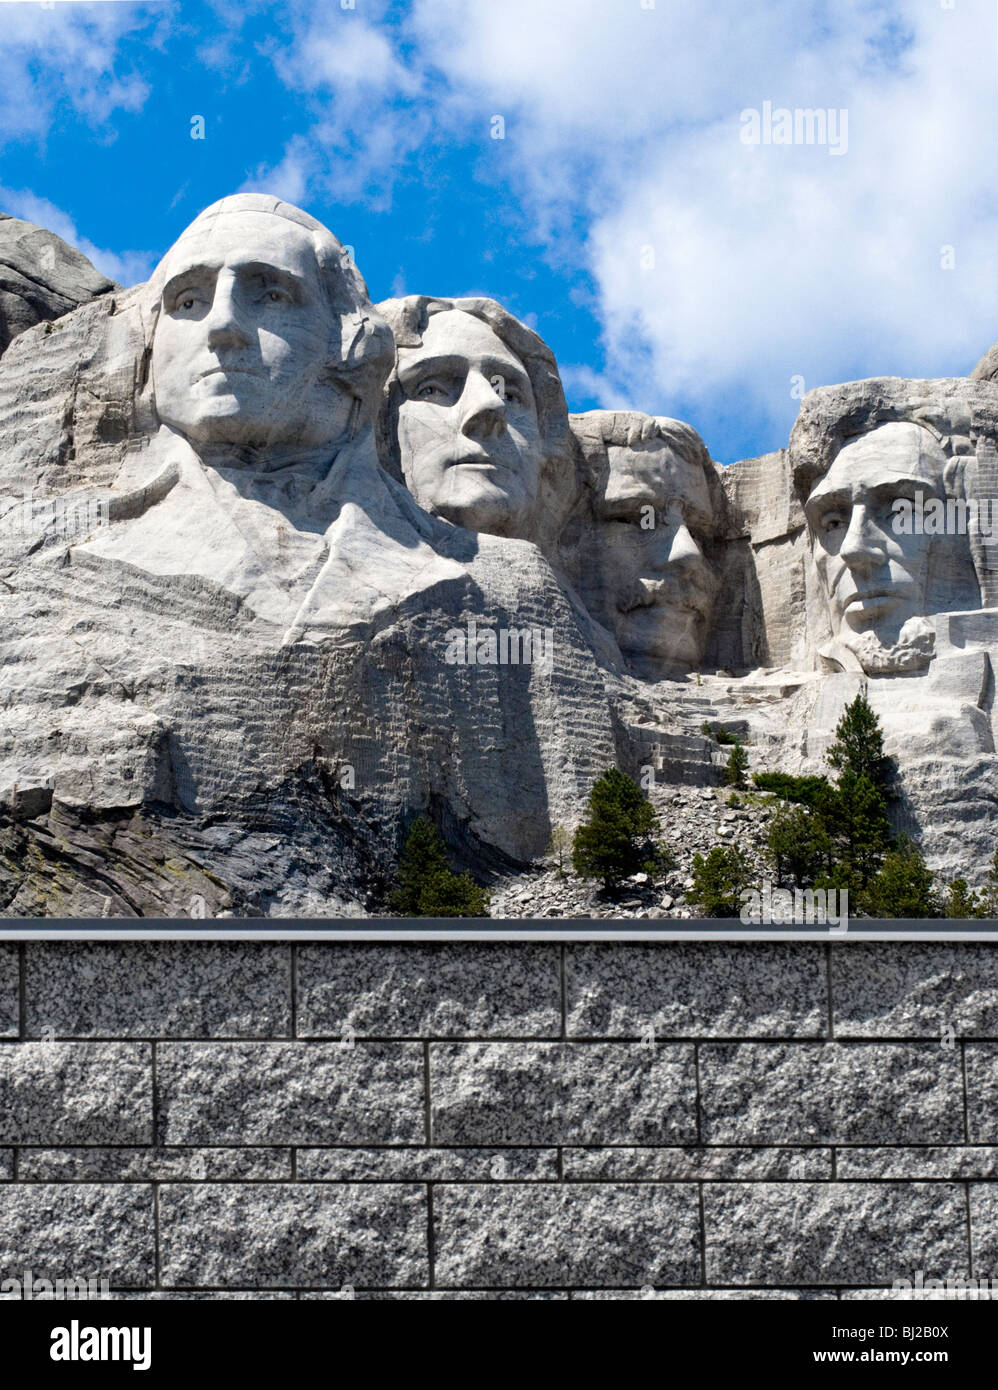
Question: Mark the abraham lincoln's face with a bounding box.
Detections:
[805,423,946,648]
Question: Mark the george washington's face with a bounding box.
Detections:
[151,211,353,453]
[598,439,719,671]
[394,310,544,538]
[805,423,945,648]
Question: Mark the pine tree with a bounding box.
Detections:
[724,740,749,789]
[765,803,833,887]
[687,845,754,917]
[752,772,835,809]
[390,816,490,917]
[863,835,939,918]
[827,690,892,793]
[944,878,983,919]
[572,768,661,890]
[826,769,892,889]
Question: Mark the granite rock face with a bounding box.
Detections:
[3,193,998,915]
[0,213,117,357]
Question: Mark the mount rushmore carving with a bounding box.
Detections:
[2,193,998,917]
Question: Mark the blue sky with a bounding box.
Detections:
[2,0,998,462]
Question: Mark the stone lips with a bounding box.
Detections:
[2,195,998,915]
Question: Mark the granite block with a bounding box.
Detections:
[431,1042,696,1145]
[572,1288,839,1300]
[24,944,290,1037]
[961,1045,998,1143]
[105,1290,297,1300]
[0,1042,151,1145]
[434,1183,700,1287]
[300,1290,569,1300]
[705,1183,969,1285]
[0,947,17,1037]
[832,945,998,1038]
[18,1147,292,1182]
[296,944,560,1037]
[298,1147,557,1181]
[563,1147,831,1180]
[0,1184,154,1284]
[159,1183,428,1288]
[566,944,827,1037]
[967,1184,998,1276]
[699,1042,963,1145]
[157,1042,424,1145]
[837,1147,998,1180]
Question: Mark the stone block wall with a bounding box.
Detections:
[1,940,995,1299]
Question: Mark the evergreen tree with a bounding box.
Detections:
[724,740,749,789]
[700,721,738,746]
[863,836,939,918]
[765,803,833,887]
[827,690,892,792]
[572,768,661,889]
[827,769,892,889]
[944,878,983,919]
[390,816,490,917]
[752,772,835,809]
[687,845,754,917]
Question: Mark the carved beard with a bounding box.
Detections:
[830,616,936,675]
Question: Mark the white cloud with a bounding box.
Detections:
[272,14,420,98]
[250,5,433,211]
[241,136,316,206]
[402,0,998,458]
[0,4,157,146]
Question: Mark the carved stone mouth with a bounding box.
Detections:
[446,460,513,479]
[198,366,263,380]
[846,589,896,607]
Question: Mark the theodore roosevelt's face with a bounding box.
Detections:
[599,440,719,670]
[805,423,945,645]
[394,310,544,538]
[151,211,352,452]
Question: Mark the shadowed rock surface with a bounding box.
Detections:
[0,213,117,357]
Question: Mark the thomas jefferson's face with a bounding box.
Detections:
[599,440,719,670]
[151,211,353,452]
[394,310,544,538]
[805,423,945,645]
